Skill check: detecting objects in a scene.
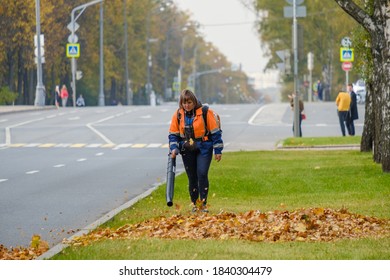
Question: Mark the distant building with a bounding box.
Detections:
[247,70,281,103]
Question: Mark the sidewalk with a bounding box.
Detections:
[0,105,56,115]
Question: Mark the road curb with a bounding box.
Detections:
[0,106,57,115]
[37,182,160,260]
[37,169,185,260]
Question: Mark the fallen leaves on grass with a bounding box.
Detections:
[66,208,390,247]
[0,235,49,260]
[2,208,389,259]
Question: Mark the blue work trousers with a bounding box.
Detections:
[181,148,213,204]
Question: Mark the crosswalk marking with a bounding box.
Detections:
[39,143,56,148]
[70,143,87,148]
[86,144,102,148]
[132,144,147,148]
[1,143,170,149]
[10,143,25,147]
[146,143,162,148]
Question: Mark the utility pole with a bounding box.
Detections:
[34,0,45,106]
[292,0,300,137]
[98,3,105,106]
[123,0,131,105]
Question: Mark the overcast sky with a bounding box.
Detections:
[174,0,268,75]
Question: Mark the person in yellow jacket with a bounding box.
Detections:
[335,88,351,136]
[169,89,223,213]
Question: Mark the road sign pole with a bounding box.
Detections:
[71,10,76,107]
[69,0,104,107]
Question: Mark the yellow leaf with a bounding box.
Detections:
[294,223,307,233]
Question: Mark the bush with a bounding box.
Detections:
[0,87,18,105]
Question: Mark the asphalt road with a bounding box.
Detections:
[0,102,365,248]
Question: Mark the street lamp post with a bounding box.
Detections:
[178,34,188,92]
[34,0,45,106]
[145,1,172,105]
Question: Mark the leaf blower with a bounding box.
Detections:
[166,154,176,207]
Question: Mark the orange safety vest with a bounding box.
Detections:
[169,106,220,141]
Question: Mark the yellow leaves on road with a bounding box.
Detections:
[0,235,49,260]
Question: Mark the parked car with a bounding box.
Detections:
[353,79,366,104]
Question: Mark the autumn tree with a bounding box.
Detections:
[251,0,359,100]
[0,0,254,106]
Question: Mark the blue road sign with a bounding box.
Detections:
[66,44,80,58]
[340,48,354,62]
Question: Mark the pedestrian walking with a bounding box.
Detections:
[54,85,60,109]
[60,85,69,107]
[168,89,223,213]
[335,87,351,136]
[288,93,305,137]
[346,83,359,136]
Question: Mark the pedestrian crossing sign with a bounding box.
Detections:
[66,43,80,58]
[340,47,354,62]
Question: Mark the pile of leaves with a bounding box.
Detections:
[0,235,49,260]
[2,208,389,259]
[68,208,390,247]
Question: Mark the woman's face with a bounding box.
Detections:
[182,99,195,112]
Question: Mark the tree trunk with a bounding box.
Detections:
[360,81,374,152]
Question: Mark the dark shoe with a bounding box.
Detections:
[191,206,198,213]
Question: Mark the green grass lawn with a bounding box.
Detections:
[282,136,361,147]
[52,149,390,260]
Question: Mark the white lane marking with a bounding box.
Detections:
[68,116,80,121]
[140,115,152,119]
[147,143,162,148]
[77,158,87,162]
[96,152,104,156]
[0,119,8,123]
[113,144,133,149]
[24,143,41,147]
[5,118,45,145]
[26,170,40,175]
[86,116,115,145]
[53,164,65,168]
[86,144,103,148]
[248,106,266,125]
[0,179,8,183]
[54,143,71,147]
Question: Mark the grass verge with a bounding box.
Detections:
[52,149,390,260]
[281,136,361,147]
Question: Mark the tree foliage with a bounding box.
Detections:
[0,0,255,106]
[252,0,359,100]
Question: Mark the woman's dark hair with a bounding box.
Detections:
[179,89,202,110]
